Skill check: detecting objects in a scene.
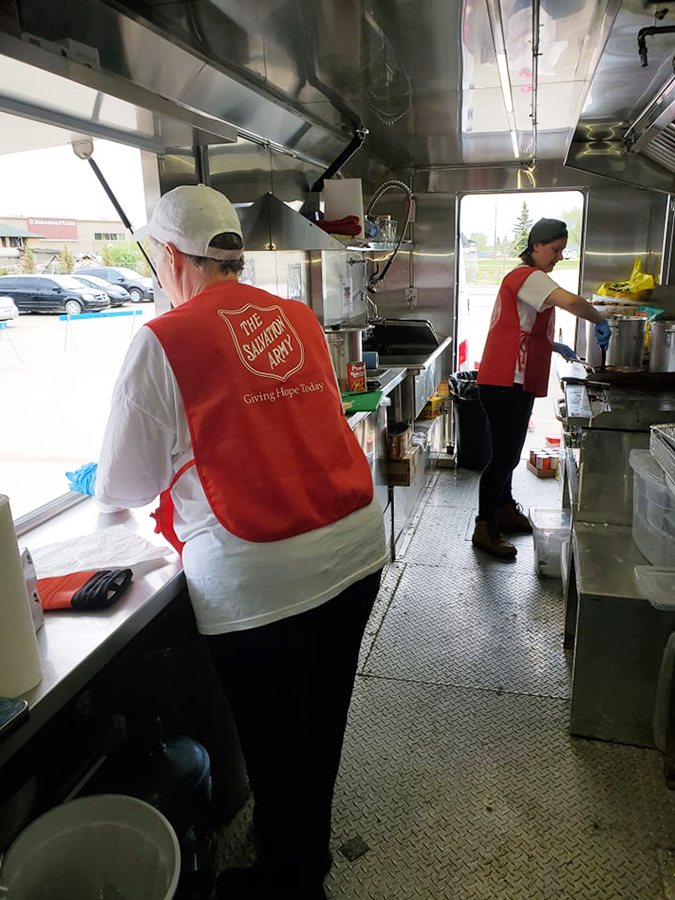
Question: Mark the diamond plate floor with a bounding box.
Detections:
[217,462,675,899]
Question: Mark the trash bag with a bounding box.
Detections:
[596,257,656,299]
[448,369,480,401]
[448,371,491,469]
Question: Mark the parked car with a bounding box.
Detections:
[76,266,154,303]
[72,273,130,307]
[0,295,19,322]
[0,275,110,315]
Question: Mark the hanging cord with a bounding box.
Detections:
[365,180,414,292]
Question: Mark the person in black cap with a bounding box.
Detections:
[472,218,610,560]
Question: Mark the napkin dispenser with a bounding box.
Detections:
[21,548,44,632]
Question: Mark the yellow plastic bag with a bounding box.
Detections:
[597,257,656,299]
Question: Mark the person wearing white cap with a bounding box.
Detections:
[472,218,610,560]
[94,184,387,899]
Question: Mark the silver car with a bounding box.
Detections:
[0,295,19,322]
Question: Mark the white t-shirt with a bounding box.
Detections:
[512,268,558,384]
[95,326,387,634]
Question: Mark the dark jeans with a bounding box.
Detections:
[477,384,535,523]
[206,569,382,891]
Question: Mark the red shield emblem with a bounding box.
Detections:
[218,303,305,382]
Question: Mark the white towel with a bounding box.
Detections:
[29,525,171,578]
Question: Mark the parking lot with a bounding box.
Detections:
[0,305,157,518]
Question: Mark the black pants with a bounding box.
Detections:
[206,569,382,891]
[478,384,535,523]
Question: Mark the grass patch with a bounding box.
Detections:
[464,257,579,285]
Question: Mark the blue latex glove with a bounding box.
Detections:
[594,320,611,350]
[552,341,577,361]
[66,462,98,496]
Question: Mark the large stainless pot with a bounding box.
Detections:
[585,303,635,367]
[324,326,364,390]
[650,320,675,372]
[605,316,646,369]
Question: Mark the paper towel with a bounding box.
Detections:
[323,178,365,237]
[0,495,42,697]
[30,525,171,579]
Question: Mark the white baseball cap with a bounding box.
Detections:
[134,184,244,261]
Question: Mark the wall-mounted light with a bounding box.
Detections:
[510,130,520,159]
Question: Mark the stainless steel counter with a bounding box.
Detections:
[0,501,183,768]
[378,336,453,422]
[1,395,399,768]
[567,522,675,748]
[345,365,407,431]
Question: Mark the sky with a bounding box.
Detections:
[459,190,584,244]
[0,140,147,227]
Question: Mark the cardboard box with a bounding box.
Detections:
[526,458,558,479]
[388,423,413,459]
[388,447,419,486]
[418,395,445,419]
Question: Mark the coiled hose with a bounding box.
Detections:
[365,179,414,291]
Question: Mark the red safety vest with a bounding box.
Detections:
[477,266,555,397]
[146,282,373,552]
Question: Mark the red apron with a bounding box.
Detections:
[477,266,555,397]
[147,282,373,549]
[150,459,195,555]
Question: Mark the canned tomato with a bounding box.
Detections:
[347,361,367,392]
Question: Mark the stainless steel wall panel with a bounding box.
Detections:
[364,192,456,378]
[581,184,667,292]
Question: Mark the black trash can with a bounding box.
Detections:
[448,371,491,470]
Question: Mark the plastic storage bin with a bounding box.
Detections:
[529,508,571,578]
[629,449,675,567]
[0,794,180,900]
[634,565,675,611]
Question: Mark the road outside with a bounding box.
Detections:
[0,305,156,518]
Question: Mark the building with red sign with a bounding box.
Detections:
[0,216,130,262]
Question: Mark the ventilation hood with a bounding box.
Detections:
[567,3,675,194]
[240,193,345,252]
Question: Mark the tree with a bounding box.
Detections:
[470,232,488,252]
[101,241,149,274]
[510,202,533,256]
[100,243,115,266]
[560,206,582,249]
[22,245,36,273]
[61,244,74,274]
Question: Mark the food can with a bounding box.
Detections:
[347,361,367,393]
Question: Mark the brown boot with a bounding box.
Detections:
[472,518,517,560]
[496,500,532,534]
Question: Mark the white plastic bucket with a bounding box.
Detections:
[0,794,180,900]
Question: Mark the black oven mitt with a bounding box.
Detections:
[37,569,133,611]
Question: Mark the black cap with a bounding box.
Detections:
[527,218,568,249]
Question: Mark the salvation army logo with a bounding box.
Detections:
[218,303,305,382]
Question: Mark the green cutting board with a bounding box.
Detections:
[341,390,383,412]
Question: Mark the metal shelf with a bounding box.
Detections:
[345,241,413,251]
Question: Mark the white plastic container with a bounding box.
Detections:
[634,565,675,610]
[629,449,675,567]
[529,508,571,578]
[0,794,180,900]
